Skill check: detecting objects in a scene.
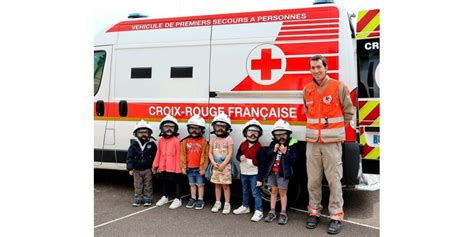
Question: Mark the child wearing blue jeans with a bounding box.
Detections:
[233,119,265,222]
[180,115,209,209]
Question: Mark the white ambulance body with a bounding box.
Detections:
[94,3,358,173]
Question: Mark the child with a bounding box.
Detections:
[180,115,209,210]
[259,119,299,225]
[126,120,157,207]
[152,115,183,209]
[233,118,265,222]
[209,113,234,214]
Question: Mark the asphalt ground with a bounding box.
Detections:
[94,169,379,236]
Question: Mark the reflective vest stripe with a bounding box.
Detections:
[307,116,344,124]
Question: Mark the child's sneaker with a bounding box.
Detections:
[251,210,264,222]
[143,201,152,207]
[278,212,288,225]
[211,201,222,213]
[222,202,231,214]
[233,205,250,215]
[186,198,196,208]
[195,199,205,210]
[156,196,169,206]
[264,211,277,223]
[169,198,182,209]
[132,198,141,207]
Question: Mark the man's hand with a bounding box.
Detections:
[182,168,187,175]
[129,170,134,176]
[256,181,263,187]
[199,170,205,176]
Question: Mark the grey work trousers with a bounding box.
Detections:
[306,142,344,220]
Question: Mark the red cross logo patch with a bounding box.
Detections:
[246,44,286,85]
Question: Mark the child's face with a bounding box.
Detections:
[188,125,202,137]
[162,122,176,136]
[213,122,228,136]
[245,127,260,142]
[136,129,150,141]
[273,130,288,144]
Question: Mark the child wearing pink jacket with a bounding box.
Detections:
[152,115,182,209]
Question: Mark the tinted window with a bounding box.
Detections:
[170,67,193,78]
[94,51,106,96]
[131,67,152,79]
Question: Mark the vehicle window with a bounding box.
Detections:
[94,51,106,96]
[131,67,152,79]
[170,66,193,78]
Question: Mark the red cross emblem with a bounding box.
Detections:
[251,49,282,80]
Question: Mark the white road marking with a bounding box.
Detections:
[94,194,190,229]
[288,207,380,230]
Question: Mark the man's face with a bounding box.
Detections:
[310,59,327,82]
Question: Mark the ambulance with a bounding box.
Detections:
[94,0,378,201]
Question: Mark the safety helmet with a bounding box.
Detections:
[187,114,206,129]
[242,118,263,137]
[159,114,179,130]
[211,113,232,128]
[271,119,292,135]
[133,120,153,135]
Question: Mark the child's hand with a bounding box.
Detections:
[256,181,263,187]
[199,170,205,176]
[182,168,187,174]
[129,170,134,176]
[240,155,247,162]
[279,144,287,154]
[213,163,220,169]
[274,143,280,152]
[218,163,225,171]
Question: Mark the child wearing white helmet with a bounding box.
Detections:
[152,115,183,209]
[260,119,299,225]
[209,113,234,214]
[232,118,265,222]
[180,114,209,210]
[126,120,157,207]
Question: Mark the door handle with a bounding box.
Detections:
[119,100,128,117]
[96,100,104,116]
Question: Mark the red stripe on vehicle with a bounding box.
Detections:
[276,41,338,55]
[276,34,338,41]
[107,6,339,32]
[231,73,339,91]
[281,24,339,31]
[362,145,375,157]
[286,56,338,71]
[282,19,339,25]
[278,29,339,36]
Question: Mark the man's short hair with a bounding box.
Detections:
[310,55,327,68]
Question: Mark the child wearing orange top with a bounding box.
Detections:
[180,115,209,210]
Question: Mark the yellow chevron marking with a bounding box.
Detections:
[357,12,380,39]
[364,147,380,159]
[359,100,379,122]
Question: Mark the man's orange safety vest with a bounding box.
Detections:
[304,78,345,143]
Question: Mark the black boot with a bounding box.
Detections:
[305,215,320,229]
[327,220,342,234]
